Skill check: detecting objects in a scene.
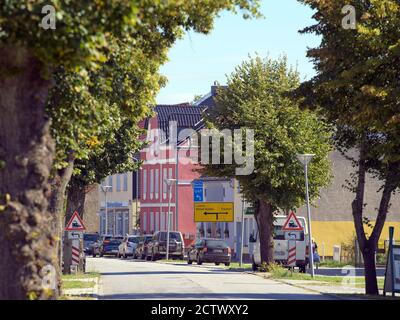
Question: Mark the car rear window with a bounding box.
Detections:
[205,240,228,249]
[108,240,121,245]
[160,232,182,241]
[128,237,139,243]
[84,234,99,241]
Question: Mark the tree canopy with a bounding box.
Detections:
[204,56,333,211]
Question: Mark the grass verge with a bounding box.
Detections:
[266,264,384,289]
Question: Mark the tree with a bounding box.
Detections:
[203,56,332,264]
[297,0,400,295]
[0,0,260,299]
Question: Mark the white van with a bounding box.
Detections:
[250,215,309,272]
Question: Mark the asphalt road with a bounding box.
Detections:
[87,257,337,300]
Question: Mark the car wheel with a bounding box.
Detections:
[100,253,103,257]
[187,259,192,264]
[197,255,202,265]
[224,262,230,267]
[92,253,96,258]
[215,262,220,266]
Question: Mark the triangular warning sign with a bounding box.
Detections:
[65,211,86,231]
[282,211,303,231]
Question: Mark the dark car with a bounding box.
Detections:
[83,233,100,255]
[92,235,112,257]
[146,231,184,261]
[100,238,122,257]
[135,235,153,259]
[187,238,231,266]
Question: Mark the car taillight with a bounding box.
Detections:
[224,247,231,254]
[104,240,110,244]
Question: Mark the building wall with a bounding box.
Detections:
[99,171,139,235]
[82,184,100,233]
[296,150,400,256]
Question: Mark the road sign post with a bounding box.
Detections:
[64,211,86,274]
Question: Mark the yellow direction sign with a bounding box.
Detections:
[194,202,234,222]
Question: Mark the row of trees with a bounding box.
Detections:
[204,0,400,295]
[0,0,261,300]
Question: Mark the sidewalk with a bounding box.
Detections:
[62,276,101,299]
[250,271,399,300]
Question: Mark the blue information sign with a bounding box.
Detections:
[193,181,204,202]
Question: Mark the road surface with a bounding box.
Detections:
[87,257,336,300]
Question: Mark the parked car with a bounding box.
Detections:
[100,238,123,257]
[135,235,153,259]
[187,238,231,266]
[83,233,100,255]
[118,235,140,258]
[92,235,123,257]
[92,235,112,257]
[146,231,185,261]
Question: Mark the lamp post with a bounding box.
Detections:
[296,153,315,278]
[101,185,112,236]
[130,156,140,233]
[240,194,245,267]
[164,178,177,260]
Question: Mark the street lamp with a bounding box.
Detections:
[296,153,315,278]
[164,178,177,260]
[130,156,140,233]
[101,185,112,236]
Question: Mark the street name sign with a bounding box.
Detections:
[282,211,303,231]
[65,211,86,231]
[284,231,302,241]
[68,231,84,240]
[194,202,234,222]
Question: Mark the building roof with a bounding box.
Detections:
[154,103,206,143]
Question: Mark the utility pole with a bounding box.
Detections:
[101,185,112,235]
[164,178,176,260]
[296,153,315,278]
[240,194,245,267]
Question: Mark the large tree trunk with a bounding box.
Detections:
[352,140,399,295]
[0,47,57,299]
[255,199,274,265]
[63,182,87,273]
[48,156,74,278]
[65,182,87,222]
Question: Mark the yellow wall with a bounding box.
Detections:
[312,221,400,257]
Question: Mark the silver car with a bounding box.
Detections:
[118,235,140,258]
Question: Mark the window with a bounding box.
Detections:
[142,170,147,200]
[108,176,113,191]
[168,168,173,200]
[160,212,166,231]
[123,212,129,235]
[150,169,154,199]
[150,212,154,233]
[116,174,121,192]
[123,173,128,191]
[163,168,167,199]
[143,212,147,233]
[155,212,159,232]
[155,169,159,199]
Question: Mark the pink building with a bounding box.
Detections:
[139,103,205,246]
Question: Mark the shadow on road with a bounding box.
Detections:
[100,292,335,300]
[100,270,234,276]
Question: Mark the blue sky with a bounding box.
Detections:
[156,0,321,104]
